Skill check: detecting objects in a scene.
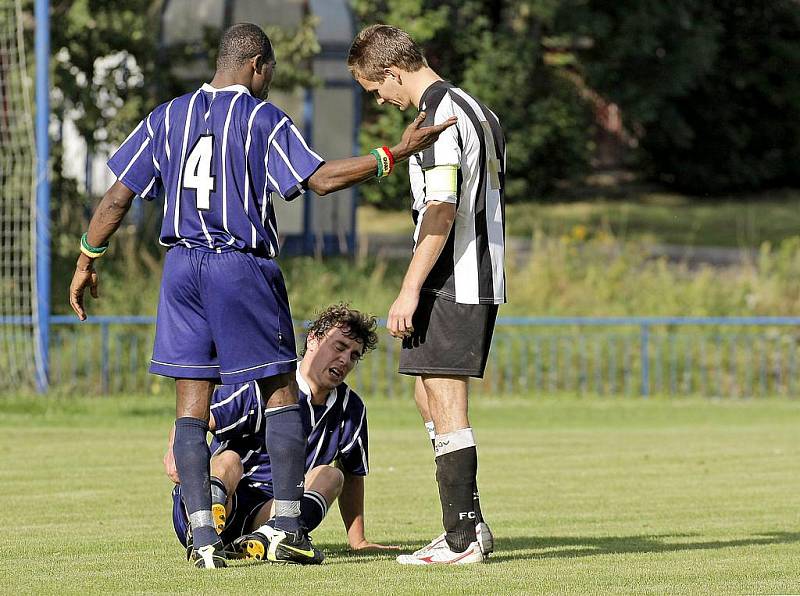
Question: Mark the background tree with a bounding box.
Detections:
[557,0,800,193]
[350,0,594,208]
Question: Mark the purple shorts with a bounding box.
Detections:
[149,246,297,384]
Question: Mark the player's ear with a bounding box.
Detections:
[383,67,399,82]
[252,54,264,73]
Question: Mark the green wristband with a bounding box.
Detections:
[370,149,384,178]
[81,233,108,255]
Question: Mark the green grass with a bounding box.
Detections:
[358,188,800,247]
[2,395,800,594]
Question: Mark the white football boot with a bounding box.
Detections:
[476,522,494,556]
[408,523,494,558]
[397,538,484,565]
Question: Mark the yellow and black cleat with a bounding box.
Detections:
[234,526,324,565]
[212,503,227,534]
[235,535,267,561]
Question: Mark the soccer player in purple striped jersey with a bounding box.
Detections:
[165,304,398,561]
[68,23,456,569]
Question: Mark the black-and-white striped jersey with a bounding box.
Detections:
[410,80,506,305]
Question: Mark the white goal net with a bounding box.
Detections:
[0,0,40,390]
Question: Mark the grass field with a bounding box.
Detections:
[2,395,799,594]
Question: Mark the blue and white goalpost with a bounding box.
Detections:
[0,0,48,391]
[33,0,50,391]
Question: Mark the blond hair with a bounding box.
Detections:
[347,24,427,82]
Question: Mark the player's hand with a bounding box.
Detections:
[69,256,99,321]
[350,539,401,552]
[392,111,457,161]
[387,289,419,339]
[164,446,180,484]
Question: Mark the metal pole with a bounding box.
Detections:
[640,323,650,397]
[101,322,110,394]
[34,0,50,393]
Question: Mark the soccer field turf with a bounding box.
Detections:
[1,395,799,594]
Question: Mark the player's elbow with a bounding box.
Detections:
[307,173,333,196]
[105,180,136,210]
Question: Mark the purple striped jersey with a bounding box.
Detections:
[107,83,324,256]
[209,368,369,492]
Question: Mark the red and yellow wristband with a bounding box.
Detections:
[370,145,395,178]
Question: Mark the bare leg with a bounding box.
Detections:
[414,376,432,422]
[304,465,345,504]
[258,372,298,408]
[422,375,469,434]
[176,379,214,420]
[415,377,437,446]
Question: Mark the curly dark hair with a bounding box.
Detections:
[301,303,379,357]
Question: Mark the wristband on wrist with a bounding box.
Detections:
[382,145,395,171]
[80,233,109,259]
[370,146,393,178]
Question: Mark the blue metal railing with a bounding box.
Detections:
[6,316,800,397]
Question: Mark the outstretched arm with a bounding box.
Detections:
[339,471,399,551]
[306,111,456,196]
[68,180,136,320]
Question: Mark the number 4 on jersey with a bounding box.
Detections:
[184,135,216,210]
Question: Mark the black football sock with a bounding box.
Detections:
[299,490,329,532]
[173,417,218,548]
[429,422,485,525]
[473,480,485,525]
[265,404,306,533]
[430,422,485,525]
[434,428,478,553]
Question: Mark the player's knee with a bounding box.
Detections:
[308,465,344,498]
[211,450,243,484]
[328,466,345,495]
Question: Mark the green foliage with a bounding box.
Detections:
[50,0,159,154]
[501,188,800,248]
[58,230,800,321]
[506,231,800,317]
[351,0,594,207]
[557,0,800,193]
[461,31,593,200]
[264,16,321,91]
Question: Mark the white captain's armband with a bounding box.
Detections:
[424,165,458,203]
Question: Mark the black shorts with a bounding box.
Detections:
[398,293,498,378]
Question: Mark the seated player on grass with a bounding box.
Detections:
[164,304,398,563]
